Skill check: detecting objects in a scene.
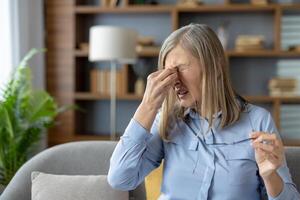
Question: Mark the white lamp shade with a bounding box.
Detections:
[89,26,138,64]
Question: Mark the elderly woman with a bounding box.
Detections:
[108,24,300,200]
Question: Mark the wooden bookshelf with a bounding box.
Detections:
[46,1,300,146]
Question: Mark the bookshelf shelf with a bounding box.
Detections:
[75,92,142,101]
[226,50,300,57]
[176,4,277,13]
[46,1,300,146]
[75,5,173,14]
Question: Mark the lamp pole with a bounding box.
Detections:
[110,61,117,140]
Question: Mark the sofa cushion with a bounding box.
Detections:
[31,171,128,200]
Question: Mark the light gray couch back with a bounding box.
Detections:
[1,142,300,200]
[0,141,146,200]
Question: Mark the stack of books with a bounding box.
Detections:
[281,15,300,51]
[251,0,268,5]
[280,105,300,142]
[268,78,297,97]
[276,60,300,95]
[90,68,126,96]
[177,0,203,6]
[235,35,265,51]
[136,36,160,55]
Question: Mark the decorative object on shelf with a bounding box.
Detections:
[132,58,156,95]
[289,45,300,52]
[235,35,265,51]
[138,36,155,46]
[281,15,300,51]
[136,35,160,56]
[268,78,297,97]
[79,42,89,52]
[217,21,229,50]
[101,0,121,7]
[89,26,137,140]
[251,0,268,5]
[177,0,203,7]
[0,49,63,187]
[276,60,300,96]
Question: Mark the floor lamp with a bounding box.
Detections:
[89,26,137,140]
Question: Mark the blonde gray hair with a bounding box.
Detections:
[158,24,241,140]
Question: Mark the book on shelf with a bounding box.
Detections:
[268,78,297,88]
[235,35,265,51]
[250,0,268,5]
[136,45,161,54]
[90,68,125,96]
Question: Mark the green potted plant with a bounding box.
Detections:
[0,49,63,191]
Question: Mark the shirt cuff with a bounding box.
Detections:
[122,118,153,144]
[268,183,289,200]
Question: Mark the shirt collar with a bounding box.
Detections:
[183,108,222,120]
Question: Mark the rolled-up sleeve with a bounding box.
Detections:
[107,114,164,191]
[261,111,300,200]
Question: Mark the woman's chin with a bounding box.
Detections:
[177,98,194,108]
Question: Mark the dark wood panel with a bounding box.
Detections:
[46,0,76,145]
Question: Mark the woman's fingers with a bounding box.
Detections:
[157,72,178,91]
[251,132,277,146]
[251,132,284,163]
[147,69,177,96]
[142,68,179,110]
[252,141,279,156]
[154,68,178,82]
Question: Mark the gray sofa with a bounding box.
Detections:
[0,141,145,200]
[1,141,300,200]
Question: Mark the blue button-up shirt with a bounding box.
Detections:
[108,104,300,200]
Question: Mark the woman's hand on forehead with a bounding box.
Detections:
[165,64,190,73]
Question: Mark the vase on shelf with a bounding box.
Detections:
[132,58,156,96]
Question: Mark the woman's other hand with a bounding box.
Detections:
[250,132,284,179]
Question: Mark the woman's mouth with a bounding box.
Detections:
[175,85,189,98]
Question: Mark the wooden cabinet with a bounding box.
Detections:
[46,0,300,146]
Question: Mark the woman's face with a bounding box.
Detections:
[165,45,202,108]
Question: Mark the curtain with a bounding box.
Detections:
[0,0,45,96]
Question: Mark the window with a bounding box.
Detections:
[0,0,20,98]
